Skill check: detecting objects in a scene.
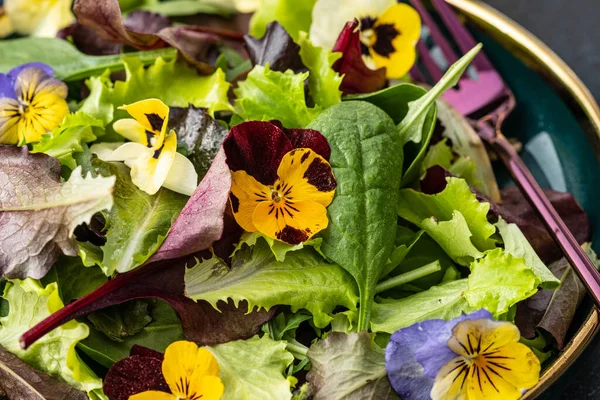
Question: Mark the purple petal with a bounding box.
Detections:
[9,63,54,78]
[385,310,493,399]
[0,74,16,99]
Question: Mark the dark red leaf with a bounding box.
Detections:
[58,24,122,56]
[103,355,169,400]
[123,11,172,34]
[244,21,306,74]
[331,19,387,95]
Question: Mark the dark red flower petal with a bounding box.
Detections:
[284,128,331,160]
[224,121,293,185]
[130,345,164,360]
[332,19,387,95]
[103,355,169,400]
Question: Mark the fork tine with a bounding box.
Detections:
[431,0,494,71]
[409,0,459,65]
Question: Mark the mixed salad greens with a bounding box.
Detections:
[0,0,595,399]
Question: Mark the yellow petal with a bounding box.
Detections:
[119,98,169,136]
[0,98,21,144]
[113,118,149,145]
[100,142,150,162]
[230,170,270,233]
[0,11,14,38]
[253,200,329,244]
[5,0,74,37]
[129,391,177,400]
[29,0,75,38]
[163,151,199,196]
[478,342,541,391]
[430,356,470,400]
[195,375,225,400]
[90,142,126,160]
[464,363,523,400]
[370,3,421,79]
[130,132,177,195]
[448,319,521,357]
[276,148,336,207]
[163,342,221,399]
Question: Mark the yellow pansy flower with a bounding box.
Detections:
[130,341,224,400]
[92,99,198,196]
[0,0,75,38]
[230,147,336,244]
[0,63,68,145]
[310,0,421,79]
[431,318,541,400]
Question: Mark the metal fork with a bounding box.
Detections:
[409,0,600,306]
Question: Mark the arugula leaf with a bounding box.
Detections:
[31,112,104,170]
[464,248,538,316]
[80,56,232,134]
[308,101,403,330]
[79,300,184,368]
[264,310,313,341]
[209,335,294,400]
[0,147,115,279]
[185,241,358,328]
[307,331,398,400]
[91,160,187,275]
[496,218,560,289]
[41,256,107,303]
[0,344,88,400]
[371,280,472,333]
[249,0,316,41]
[0,37,176,81]
[235,64,321,128]
[87,300,152,342]
[397,177,496,263]
[233,231,323,262]
[0,280,102,393]
[381,227,426,277]
[298,32,342,109]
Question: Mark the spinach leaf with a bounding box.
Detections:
[0,38,176,81]
[41,256,107,304]
[93,160,188,275]
[87,300,153,342]
[308,101,403,330]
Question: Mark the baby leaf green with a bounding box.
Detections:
[308,101,403,330]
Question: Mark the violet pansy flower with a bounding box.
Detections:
[385,310,541,400]
[0,62,68,145]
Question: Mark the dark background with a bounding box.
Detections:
[483,0,600,397]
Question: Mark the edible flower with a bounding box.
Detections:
[130,341,224,400]
[0,0,75,38]
[385,309,541,400]
[310,0,421,79]
[224,121,336,245]
[91,99,198,196]
[0,63,68,145]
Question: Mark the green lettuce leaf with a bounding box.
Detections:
[249,0,316,41]
[496,218,560,289]
[371,280,472,333]
[31,112,104,170]
[0,280,102,393]
[209,335,294,400]
[421,139,477,185]
[80,72,115,126]
[80,56,232,135]
[381,227,425,277]
[93,160,188,275]
[306,331,398,399]
[233,232,323,262]
[307,101,402,331]
[464,248,539,316]
[41,256,107,303]
[298,32,342,109]
[78,300,184,369]
[185,240,358,328]
[397,177,496,264]
[87,300,152,342]
[234,64,321,128]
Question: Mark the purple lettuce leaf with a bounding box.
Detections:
[331,20,387,95]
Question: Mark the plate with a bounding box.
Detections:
[447,0,600,397]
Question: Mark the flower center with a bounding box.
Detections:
[17,100,31,116]
[270,188,283,203]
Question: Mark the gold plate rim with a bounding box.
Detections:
[446,0,600,397]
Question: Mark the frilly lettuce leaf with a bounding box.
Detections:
[397,177,497,264]
[297,32,342,109]
[0,279,102,394]
[0,147,115,279]
[234,64,321,128]
[249,0,316,41]
[80,56,232,135]
[184,240,358,328]
[92,159,188,275]
[496,217,560,289]
[421,138,478,187]
[306,331,397,400]
[31,111,104,170]
[209,335,294,400]
[464,248,539,315]
[233,231,323,262]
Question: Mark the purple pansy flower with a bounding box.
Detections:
[0,62,68,145]
[385,309,541,400]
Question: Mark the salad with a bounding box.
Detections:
[0,0,594,399]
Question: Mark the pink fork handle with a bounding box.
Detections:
[480,123,600,304]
